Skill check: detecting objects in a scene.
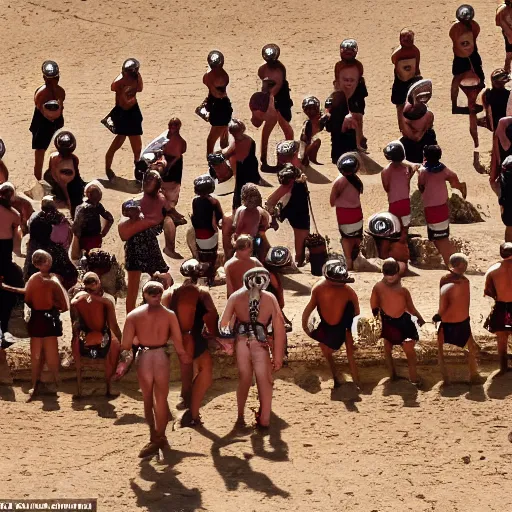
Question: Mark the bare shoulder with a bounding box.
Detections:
[486,262,501,276]
[346,284,358,299]
[250,257,262,267]
[127,304,147,320]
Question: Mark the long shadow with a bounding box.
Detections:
[303,164,332,184]
[130,449,205,512]
[71,394,117,419]
[19,382,61,410]
[486,370,512,400]
[281,275,311,297]
[250,412,290,462]
[294,373,322,394]
[382,378,419,408]
[197,425,290,498]
[0,384,15,402]
[330,382,362,412]
[97,177,141,195]
[114,412,146,426]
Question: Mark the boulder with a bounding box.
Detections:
[408,236,471,269]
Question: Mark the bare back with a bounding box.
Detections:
[25,274,66,311]
[225,255,262,297]
[73,293,108,331]
[486,261,512,302]
[129,304,174,346]
[314,280,358,325]
[440,278,470,323]
[372,281,409,318]
[229,289,277,325]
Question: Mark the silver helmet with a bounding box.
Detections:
[42,60,59,79]
[456,4,475,22]
[207,50,224,68]
[262,44,280,63]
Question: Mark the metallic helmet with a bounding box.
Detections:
[194,174,216,195]
[54,131,76,154]
[42,60,59,79]
[262,44,280,62]
[207,50,224,68]
[456,4,475,22]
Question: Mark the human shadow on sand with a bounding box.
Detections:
[0,384,15,402]
[130,449,205,512]
[20,383,60,411]
[303,164,332,185]
[114,412,146,426]
[197,425,290,498]
[281,275,311,297]
[437,381,486,402]
[71,394,117,419]
[382,377,419,408]
[486,370,512,400]
[330,382,363,412]
[250,412,290,462]
[97,177,141,195]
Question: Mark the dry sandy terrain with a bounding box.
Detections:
[1,0,512,510]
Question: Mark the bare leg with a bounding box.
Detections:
[451,75,462,111]
[126,270,141,314]
[33,150,46,181]
[152,351,171,443]
[496,332,509,374]
[219,127,229,150]
[506,52,512,73]
[437,327,449,384]
[43,336,60,388]
[379,239,391,259]
[128,135,143,162]
[396,104,405,132]
[341,237,359,270]
[383,339,397,380]
[469,111,479,149]
[293,228,309,267]
[305,139,322,165]
[222,215,234,261]
[260,117,278,166]
[207,126,227,157]
[277,113,294,141]
[105,135,126,174]
[506,226,512,243]
[320,344,341,387]
[235,337,254,424]
[28,337,44,401]
[190,351,213,421]
[13,228,22,257]
[345,331,360,386]
[179,334,195,409]
[163,217,181,258]
[467,335,480,382]
[105,339,120,396]
[137,352,157,443]
[433,238,456,267]
[352,113,365,150]
[402,340,419,383]
[251,341,273,427]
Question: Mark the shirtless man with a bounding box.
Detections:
[484,242,512,375]
[334,39,368,150]
[300,96,327,165]
[371,258,425,385]
[302,259,360,388]
[257,44,294,167]
[30,61,65,180]
[391,29,422,130]
[0,183,21,270]
[71,272,122,397]
[220,268,285,428]
[418,145,467,266]
[481,69,511,133]
[162,260,218,426]
[103,58,144,180]
[496,1,512,73]
[199,51,232,157]
[400,79,437,164]
[225,236,262,297]
[432,253,480,384]
[121,281,191,457]
[449,5,485,114]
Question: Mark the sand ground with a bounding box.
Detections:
[1,0,512,510]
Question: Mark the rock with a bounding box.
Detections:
[508,431,512,443]
[410,190,484,227]
[360,234,379,259]
[409,237,471,269]
[462,455,471,464]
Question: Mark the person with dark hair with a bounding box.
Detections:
[85,249,126,301]
[103,58,144,180]
[300,96,327,165]
[30,60,65,180]
[417,145,467,266]
[371,258,425,385]
[163,259,218,426]
[302,259,360,388]
[330,153,364,270]
[484,242,512,375]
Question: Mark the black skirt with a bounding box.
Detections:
[103,103,143,136]
[29,108,64,150]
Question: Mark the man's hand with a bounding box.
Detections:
[417,318,426,327]
[273,358,283,372]
[177,351,193,365]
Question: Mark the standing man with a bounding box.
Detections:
[121,281,191,457]
[481,69,511,133]
[30,60,65,180]
[103,58,143,180]
[220,268,286,428]
[484,242,512,375]
[224,236,262,297]
[199,50,232,158]
[496,0,512,73]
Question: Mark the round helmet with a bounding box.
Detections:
[262,44,280,63]
[336,153,360,175]
[340,39,358,53]
[122,58,140,73]
[54,131,76,154]
[383,140,406,162]
[276,140,299,157]
[207,50,224,68]
[407,78,433,105]
[322,259,354,284]
[278,163,301,185]
[367,212,401,240]
[207,152,225,166]
[265,246,292,268]
[243,268,270,291]
[42,60,59,79]
[491,68,511,83]
[180,258,208,278]
[302,96,320,111]
[0,139,5,159]
[456,4,474,22]
[503,155,512,172]
[324,96,333,109]
[194,174,215,195]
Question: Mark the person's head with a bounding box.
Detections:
[500,242,512,260]
[491,68,510,89]
[262,43,280,63]
[276,140,299,164]
[168,117,181,134]
[337,153,360,175]
[367,212,401,240]
[277,163,301,186]
[241,183,262,209]
[337,64,360,96]
[302,96,321,119]
[84,180,103,204]
[193,174,215,196]
[142,170,161,195]
[383,140,406,163]
[448,253,468,275]
[42,60,59,84]
[142,280,164,306]
[54,131,76,157]
[322,259,354,286]
[122,199,142,220]
[41,195,57,212]
[82,272,102,295]
[456,4,474,23]
[122,58,140,78]
[234,235,254,256]
[32,249,52,273]
[86,249,114,275]
[180,258,208,284]
[207,50,224,69]
[0,182,15,203]
[382,257,400,284]
[339,39,358,60]
[399,28,415,47]
[228,118,246,138]
[423,145,442,165]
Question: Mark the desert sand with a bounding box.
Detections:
[1,0,512,510]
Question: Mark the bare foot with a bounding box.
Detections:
[106,168,116,181]
[138,441,160,459]
[163,248,183,259]
[105,390,120,399]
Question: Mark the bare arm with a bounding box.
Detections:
[484,272,497,299]
[270,294,285,371]
[446,170,466,198]
[118,217,155,241]
[168,311,191,363]
[106,301,123,342]
[136,73,143,93]
[121,314,136,350]
[381,170,390,194]
[438,285,451,318]
[201,290,219,336]
[100,207,114,238]
[0,160,8,182]
[0,279,25,294]
[370,285,380,315]
[405,289,424,325]
[349,287,360,316]
[301,288,317,337]
[225,264,234,298]
[266,184,291,211]
[52,279,69,313]
[330,179,341,207]
[220,293,237,332]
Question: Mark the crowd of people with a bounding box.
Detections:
[1,2,512,459]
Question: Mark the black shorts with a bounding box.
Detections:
[391,75,422,106]
[108,103,143,136]
[400,128,437,164]
[484,301,512,333]
[29,108,64,150]
[281,207,310,231]
[381,311,419,345]
[27,309,63,338]
[348,80,368,115]
[501,201,512,227]
[162,156,183,184]
[440,318,471,348]
[79,330,111,359]
[193,333,209,360]
[274,80,293,122]
[452,50,485,83]
[206,95,233,126]
[504,31,512,53]
[311,303,355,351]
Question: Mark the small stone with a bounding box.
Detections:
[303,443,313,448]
[305,489,313,495]
[480,456,486,460]
[416,494,425,500]
[462,455,471,464]
[508,431,512,443]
